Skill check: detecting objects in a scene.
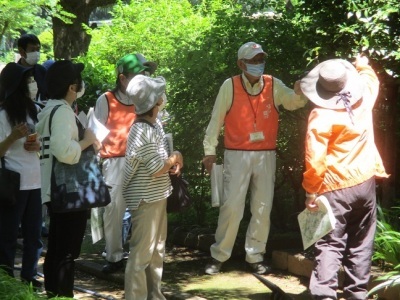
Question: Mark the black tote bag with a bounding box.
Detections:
[49,105,111,213]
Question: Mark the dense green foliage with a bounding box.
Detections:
[368,206,400,296]
[1,0,400,295]
[374,206,400,266]
[1,0,399,229]
[0,0,49,42]
[77,0,400,228]
[77,0,312,227]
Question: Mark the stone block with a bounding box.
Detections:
[288,253,314,278]
[368,270,400,300]
[272,250,288,271]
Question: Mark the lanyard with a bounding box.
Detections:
[241,78,260,131]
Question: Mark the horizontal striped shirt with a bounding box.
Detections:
[123,118,172,210]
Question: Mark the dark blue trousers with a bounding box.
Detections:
[0,188,43,280]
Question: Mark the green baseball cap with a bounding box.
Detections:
[116,54,148,75]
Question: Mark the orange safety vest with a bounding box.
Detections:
[99,91,136,158]
[224,75,278,150]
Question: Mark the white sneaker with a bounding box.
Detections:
[102,250,129,260]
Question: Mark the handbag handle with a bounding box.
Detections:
[49,104,86,142]
[48,105,62,135]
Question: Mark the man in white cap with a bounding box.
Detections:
[202,41,307,275]
[94,53,157,273]
[301,55,388,299]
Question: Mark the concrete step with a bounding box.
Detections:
[272,250,400,300]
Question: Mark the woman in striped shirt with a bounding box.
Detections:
[123,75,183,300]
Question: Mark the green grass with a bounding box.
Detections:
[0,269,72,300]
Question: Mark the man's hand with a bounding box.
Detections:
[293,80,303,96]
[202,155,216,174]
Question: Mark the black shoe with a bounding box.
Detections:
[21,277,43,290]
[205,258,223,275]
[102,260,124,274]
[41,226,49,237]
[248,261,272,275]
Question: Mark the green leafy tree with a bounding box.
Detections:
[0,0,49,53]
[80,0,399,226]
[79,0,309,227]
[51,0,118,59]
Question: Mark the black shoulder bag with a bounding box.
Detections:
[167,173,191,213]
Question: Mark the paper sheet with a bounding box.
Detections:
[211,163,224,208]
[165,133,173,155]
[77,111,88,128]
[86,107,110,142]
[90,207,105,244]
[297,195,336,250]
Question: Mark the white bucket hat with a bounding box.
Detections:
[126,75,166,114]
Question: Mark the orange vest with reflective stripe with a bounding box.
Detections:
[99,91,136,158]
[224,75,278,150]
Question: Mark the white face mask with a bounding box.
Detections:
[245,62,265,78]
[28,81,38,100]
[76,81,85,99]
[25,51,40,66]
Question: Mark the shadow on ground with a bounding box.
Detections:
[27,221,313,299]
[162,246,311,299]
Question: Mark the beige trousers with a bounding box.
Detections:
[125,199,167,300]
[211,150,276,263]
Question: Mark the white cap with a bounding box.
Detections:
[238,42,266,60]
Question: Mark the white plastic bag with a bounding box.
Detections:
[211,163,223,207]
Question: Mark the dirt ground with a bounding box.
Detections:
[13,218,341,300]
[14,223,390,299]
[16,245,312,300]
[69,251,312,300]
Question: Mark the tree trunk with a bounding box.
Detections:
[376,78,400,208]
[53,0,116,59]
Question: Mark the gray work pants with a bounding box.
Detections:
[310,177,376,300]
